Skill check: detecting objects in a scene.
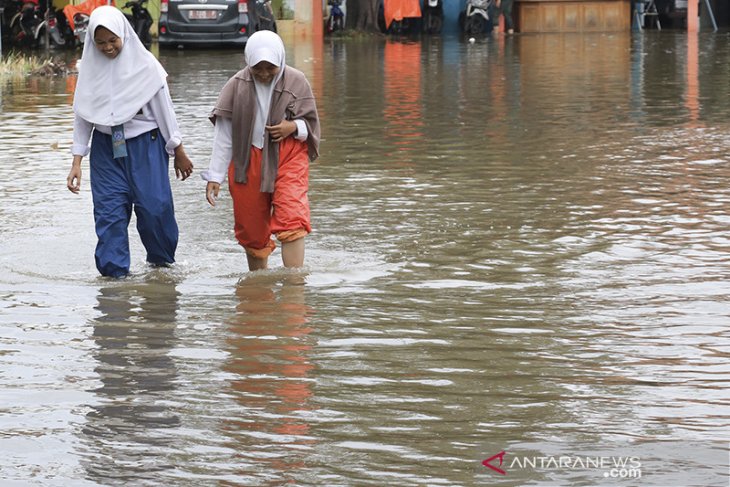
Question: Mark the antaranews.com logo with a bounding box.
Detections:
[482,450,641,479]
[477,442,729,486]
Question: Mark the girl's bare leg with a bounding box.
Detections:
[247,254,268,271]
[282,238,305,268]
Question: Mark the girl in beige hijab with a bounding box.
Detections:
[202,30,320,271]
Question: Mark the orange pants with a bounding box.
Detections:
[228,137,311,259]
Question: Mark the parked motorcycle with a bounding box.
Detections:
[252,0,276,32]
[72,10,89,45]
[8,0,39,47]
[47,6,73,47]
[6,0,66,49]
[459,0,494,36]
[42,6,67,47]
[422,0,442,34]
[62,0,109,47]
[326,0,344,34]
[123,0,152,48]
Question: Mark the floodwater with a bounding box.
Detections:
[1,31,729,486]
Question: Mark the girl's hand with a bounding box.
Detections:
[67,156,82,193]
[174,144,194,181]
[206,181,220,207]
[265,120,297,143]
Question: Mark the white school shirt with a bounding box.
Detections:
[200,118,308,184]
[71,84,182,157]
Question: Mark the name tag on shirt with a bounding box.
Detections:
[111,124,128,159]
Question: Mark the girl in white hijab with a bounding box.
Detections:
[202,30,320,272]
[66,6,194,278]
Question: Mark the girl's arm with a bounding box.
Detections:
[265,119,308,143]
[148,85,193,180]
[148,84,182,155]
[293,119,308,141]
[67,115,93,193]
[203,117,233,184]
[203,117,233,207]
[71,114,93,157]
[67,155,83,194]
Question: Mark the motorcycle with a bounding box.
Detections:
[253,0,277,32]
[422,0,442,34]
[7,0,66,49]
[48,5,74,47]
[72,10,89,45]
[7,0,39,48]
[62,0,109,47]
[459,0,494,36]
[123,0,152,48]
[326,0,344,34]
[42,6,68,47]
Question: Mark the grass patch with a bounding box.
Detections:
[326,29,387,40]
[0,53,73,77]
[0,52,45,77]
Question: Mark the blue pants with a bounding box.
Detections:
[89,129,178,278]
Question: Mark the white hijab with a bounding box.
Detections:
[244,30,286,149]
[73,6,167,126]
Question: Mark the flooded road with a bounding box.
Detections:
[1,31,729,485]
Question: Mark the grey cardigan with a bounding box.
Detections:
[210,66,320,192]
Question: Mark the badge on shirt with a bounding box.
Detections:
[111,124,128,159]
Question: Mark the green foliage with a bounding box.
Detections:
[0,52,45,77]
[0,53,73,77]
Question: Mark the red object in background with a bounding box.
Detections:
[383,0,421,29]
[63,0,114,31]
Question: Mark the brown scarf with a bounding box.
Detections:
[209,66,320,193]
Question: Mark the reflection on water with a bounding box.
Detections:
[221,274,315,484]
[383,41,423,161]
[82,281,180,484]
[1,32,730,485]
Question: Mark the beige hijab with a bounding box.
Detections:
[211,32,320,193]
[246,30,286,149]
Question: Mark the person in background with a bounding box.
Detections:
[66,6,193,278]
[202,30,320,272]
[496,0,514,34]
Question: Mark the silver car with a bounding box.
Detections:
[158,0,251,47]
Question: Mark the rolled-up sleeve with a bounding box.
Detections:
[201,116,232,184]
[148,84,182,155]
[71,114,93,156]
[293,119,308,141]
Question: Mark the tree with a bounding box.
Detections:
[346,0,381,32]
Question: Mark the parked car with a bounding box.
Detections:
[158,0,251,47]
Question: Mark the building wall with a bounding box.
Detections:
[518,0,631,32]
